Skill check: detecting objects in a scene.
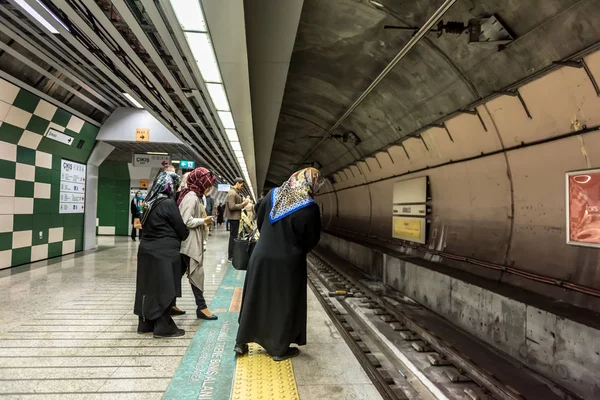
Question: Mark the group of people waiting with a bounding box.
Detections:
[133,165,324,362]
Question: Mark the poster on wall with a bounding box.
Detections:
[391,176,430,244]
[566,169,600,247]
[59,159,86,214]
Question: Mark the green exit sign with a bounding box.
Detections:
[180,160,195,169]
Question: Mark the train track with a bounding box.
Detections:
[307,249,579,400]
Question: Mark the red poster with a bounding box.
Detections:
[567,170,600,246]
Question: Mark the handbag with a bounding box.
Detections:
[232,229,258,271]
[133,217,142,230]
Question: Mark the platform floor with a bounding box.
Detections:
[0,227,381,399]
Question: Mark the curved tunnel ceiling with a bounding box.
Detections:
[266,0,600,185]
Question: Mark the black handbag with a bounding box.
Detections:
[232,230,258,271]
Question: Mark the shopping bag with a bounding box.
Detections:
[232,230,258,271]
[133,217,142,230]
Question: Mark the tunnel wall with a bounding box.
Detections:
[317,232,600,399]
[0,78,99,269]
[315,49,600,312]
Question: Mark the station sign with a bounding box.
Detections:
[59,159,86,214]
[45,128,74,146]
[136,128,150,142]
[133,153,170,167]
[566,169,600,248]
[180,160,195,169]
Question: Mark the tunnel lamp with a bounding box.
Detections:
[217,111,235,129]
[170,0,207,31]
[206,83,230,111]
[185,32,222,83]
[226,129,239,142]
[123,92,143,108]
[14,0,66,34]
[369,0,384,8]
[231,142,241,151]
[171,160,180,164]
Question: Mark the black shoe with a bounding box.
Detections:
[272,347,300,362]
[197,310,218,320]
[234,343,248,356]
[171,306,186,316]
[153,328,185,338]
[137,318,153,334]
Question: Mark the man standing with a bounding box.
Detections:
[204,193,215,232]
[225,178,248,261]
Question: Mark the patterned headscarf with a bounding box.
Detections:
[269,167,324,223]
[177,167,215,206]
[142,171,181,223]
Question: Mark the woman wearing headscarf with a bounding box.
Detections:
[238,201,258,240]
[134,171,189,338]
[130,191,144,241]
[177,167,218,320]
[235,167,323,361]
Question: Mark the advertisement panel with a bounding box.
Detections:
[59,159,86,214]
[392,176,429,244]
[566,169,600,247]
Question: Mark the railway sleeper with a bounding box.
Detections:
[400,331,419,341]
[380,315,395,323]
[427,353,452,366]
[464,387,492,400]
[367,353,381,367]
[376,367,395,385]
[412,341,433,352]
[389,322,410,331]
[444,369,472,383]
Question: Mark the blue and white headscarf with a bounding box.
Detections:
[269,168,324,223]
[142,171,181,224]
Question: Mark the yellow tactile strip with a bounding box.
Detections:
[232,343,300,400]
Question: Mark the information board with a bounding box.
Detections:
[391,176,429,244]
[566,169,600,247]
[59,159,86,214]
[218,184,231,192]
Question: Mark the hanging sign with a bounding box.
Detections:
[566,169,600,247]
[218,184,231,192]
[133,153,170,167]
[45,128,74,146]
[136,128,150,142]
[140,179,148,189]
[59,159,86,214]
[180,160,195,169]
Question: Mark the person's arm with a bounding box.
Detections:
[227,191,246,211]
[131,200,137,215]
[300,205,321,253]
[180,195,205,229]
[164,200,189,241]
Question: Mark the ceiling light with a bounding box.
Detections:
[235,151,244,159]
[14,0,66,34]
[147,152,168,155]
[231,142,241,151]
[170,0,207,31]
[218,111,235,129]
[369,0,384,8]
[171,160,181,163]
[206,83,230,111]
[123,92,143,108]
[226,129,239,142]
[185,32,222,83]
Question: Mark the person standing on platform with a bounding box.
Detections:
[130,191,144,241]
[205,193,215,233]
[134,171,189,338]
[217,203,225,227]
[235,167,323,361]
[225,178,248,261]
[171,172,191,316]
[177,167,218,321]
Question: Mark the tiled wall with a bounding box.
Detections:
[97,162,130,236]
[0,78,99,269]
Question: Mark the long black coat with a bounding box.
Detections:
[236,189,321,356]
[134,198,189,321]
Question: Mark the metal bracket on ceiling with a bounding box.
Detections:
[360,160,371,173]
[341,170,350,180]
[400,143,410,160]
[553,59,600,97]
[431,122,454,142]
[459,107,488,131]
[497,89,532,120]
[372,155,383,169]
[416,134,429,151]
[384,148,395,164]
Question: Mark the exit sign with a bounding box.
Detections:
[180,160,195,169]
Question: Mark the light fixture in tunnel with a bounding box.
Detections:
[146,152,168,155]
[123,92,143,108]
[14,0,68,34]
[226,129,239,142]
[217,111,235,130]
[369,0,384,8]
[185,32,222,83]
[171,160,181,164]
[231,142,241,152]
[170,0,207,31]
[206,83,230,111]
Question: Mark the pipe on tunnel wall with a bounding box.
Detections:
[315,48,600,311]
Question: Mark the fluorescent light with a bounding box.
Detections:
[123,92,143,108]
[14,0,64,34]
[170,0,207,31]
[147,152,168,155]
[171,160,181,163]
[231,142,241,151]
[185,32,222,83]
[369,0,384,8]
[226,129,239,142]
[218,111,235,129]
[235,151,244,159]
[206,83,230,111]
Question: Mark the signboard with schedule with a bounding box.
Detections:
[59,159,86,214]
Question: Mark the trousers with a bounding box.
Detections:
[228,220,240,259]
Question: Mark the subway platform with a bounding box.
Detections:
[0,228,381,400]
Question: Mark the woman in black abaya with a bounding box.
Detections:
[134,171,189,338]
[235,167,323,361]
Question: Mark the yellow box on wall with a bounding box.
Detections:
[393,216,426,244]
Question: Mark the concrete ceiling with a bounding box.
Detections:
[265,0,600,185]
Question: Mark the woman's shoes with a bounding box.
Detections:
[234,343,248,356]
[272,347,300,362]
[153,328,185,338]
[197,308,218,320]
[171,306,186,316]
